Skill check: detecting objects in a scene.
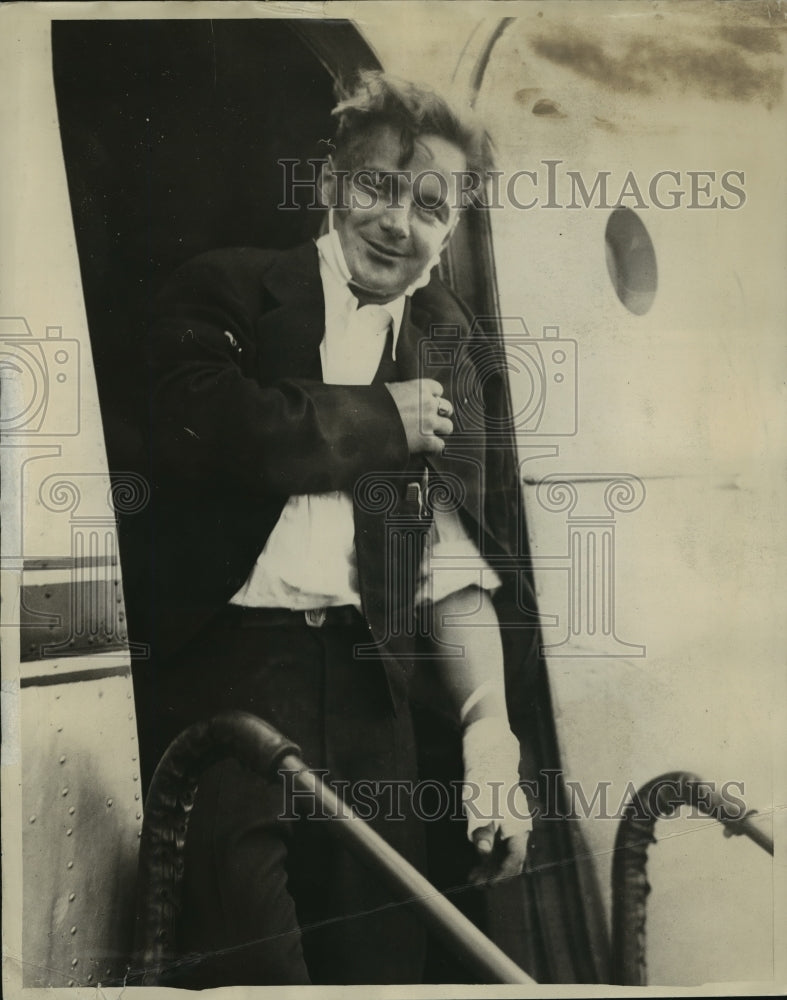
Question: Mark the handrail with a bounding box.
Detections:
[133,710,535,986]
[132,712,301,983]
[611,770,773,986]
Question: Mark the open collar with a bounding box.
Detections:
[315,229,406,358]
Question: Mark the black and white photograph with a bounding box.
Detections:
[1,2,785,997]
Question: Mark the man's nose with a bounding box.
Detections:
[379,202,411,240]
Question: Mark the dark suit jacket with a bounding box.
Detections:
[125,240,506,667]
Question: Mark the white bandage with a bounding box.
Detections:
[459,681,495,726]
[461,717,533,842]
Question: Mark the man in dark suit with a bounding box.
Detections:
[131,71,531,986]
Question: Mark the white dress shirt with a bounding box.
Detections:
[230,224,500,611]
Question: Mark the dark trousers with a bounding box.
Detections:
[134,606,427,986]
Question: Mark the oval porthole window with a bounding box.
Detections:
[604,207,657,316]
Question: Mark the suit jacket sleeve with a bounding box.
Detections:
[148,248,410,497]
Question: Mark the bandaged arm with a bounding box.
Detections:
[426,581,533,844]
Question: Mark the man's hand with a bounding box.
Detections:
[470,824,529,887]
[385,379,453,455]
[461,717,532,887]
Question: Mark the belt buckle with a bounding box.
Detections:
[304,607,327,628]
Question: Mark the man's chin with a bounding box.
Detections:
[352,271,409,304]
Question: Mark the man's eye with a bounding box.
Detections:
[415,201,446,222]
[370,173,391,192]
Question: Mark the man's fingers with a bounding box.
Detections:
[469,862,491,887]
[426,379,444,397]
[434,416,453,438]
[385,379,454,455]
[496,834,528,880]
[469,828,528,887]
[421,434,446,455]
[472,822,496,857]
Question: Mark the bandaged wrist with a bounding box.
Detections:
[461,717,532,842]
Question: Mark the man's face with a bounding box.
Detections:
[328,125,466,302]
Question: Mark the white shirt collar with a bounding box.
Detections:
[315,210,437,360]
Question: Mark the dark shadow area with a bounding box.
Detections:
[53,19,348,474]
